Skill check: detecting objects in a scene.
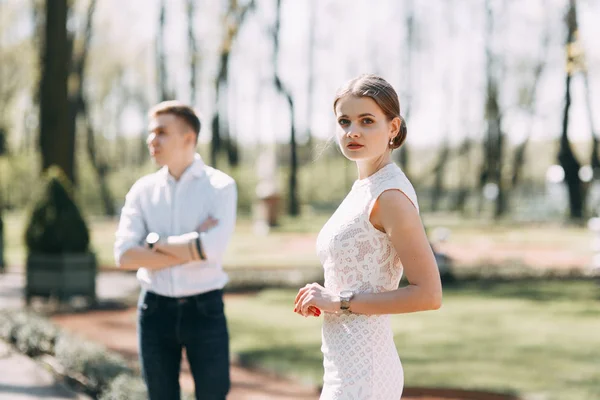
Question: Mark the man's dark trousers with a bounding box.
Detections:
[138,289,230,400]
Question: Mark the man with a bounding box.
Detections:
[114,101,237,399]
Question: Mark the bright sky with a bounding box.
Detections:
[7,0,600,148]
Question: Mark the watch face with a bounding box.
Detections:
[146,232,160,244]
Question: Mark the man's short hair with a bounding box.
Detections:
[149,101,201,137]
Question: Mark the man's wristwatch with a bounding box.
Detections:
[339,290,354,311]
[146,232,160,250]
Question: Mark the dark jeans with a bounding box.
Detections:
[137,289,230,400]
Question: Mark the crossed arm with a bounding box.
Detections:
[294,189,442,317]
[116,216,219,271]
[114,183,237,271]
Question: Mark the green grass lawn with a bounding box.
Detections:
[3,210,591,272]
[226,280,600,400]
[2,211,323,271]
[424,213,591,255]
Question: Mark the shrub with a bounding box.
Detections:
[13,314,58,356]
[0,310,57,356]
[0,311,11,341]
[0,310,145,398]
[98,373,147,400]
[55,334,131,394]
[24,166,90,254]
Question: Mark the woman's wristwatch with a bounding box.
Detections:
[339,290,354,311]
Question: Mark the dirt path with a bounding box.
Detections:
[50,304,520,400]
[50,306,318,400]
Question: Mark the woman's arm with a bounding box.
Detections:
[295,189,442,316]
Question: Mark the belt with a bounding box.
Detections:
[145,289,223,304]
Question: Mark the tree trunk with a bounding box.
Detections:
[0,155,4,271]
[511,7,550,190]
[485,82,507,218]
[82,101,115,216]
[558,0,584,220]
[187,0,198,106]
[64,0,113,215]
[0,210,4,272]
[480,0,507,219]
[431,0,456,213]
[430,141,449,212]
[305,0,316,150]
[511,137,529,188]
[211,52,230,167]
[453,137,471,213]
[156,0,171,101]
[395,0,414,177]
[582,70,600,177]
[286,89,299,217]
[66,0,97,187]
[273,0,299,216]
[210,1,254,168]
[39,0,73,181]
[559,71,583,219]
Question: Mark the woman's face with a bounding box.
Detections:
[335,95,399,162]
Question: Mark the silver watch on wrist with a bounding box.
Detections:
[146,232,160,250]
[339,290,354,311]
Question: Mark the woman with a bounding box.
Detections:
[294,74,442,399]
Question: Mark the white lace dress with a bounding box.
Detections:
[316,163,419,400]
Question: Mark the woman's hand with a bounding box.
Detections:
[294,283,339,317]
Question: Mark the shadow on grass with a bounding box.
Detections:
[0,383,82,399]
[229,319,323,386]
[439,279,600,302]
[237,345,322,372]
[402,387,521,400]
[47,299,132,316]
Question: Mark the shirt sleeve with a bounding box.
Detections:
[199,180,237,264]
[114,183,147,267]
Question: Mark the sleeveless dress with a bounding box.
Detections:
[316,163,419,400]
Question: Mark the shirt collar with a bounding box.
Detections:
[158,153,206,183]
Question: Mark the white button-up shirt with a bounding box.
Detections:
[114,154,237,297]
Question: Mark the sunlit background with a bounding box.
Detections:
[0,1,599,399]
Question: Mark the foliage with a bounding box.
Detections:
[0,309,139,398]
[55,334,132,394]
[226,280,600,400]
[98,373,147,400]
[24,166,90,254]
[0,309,58,356]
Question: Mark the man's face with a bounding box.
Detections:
[146,113,194,167]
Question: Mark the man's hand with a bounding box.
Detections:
[197,216,219,233]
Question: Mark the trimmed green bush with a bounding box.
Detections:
[55,334,131,394]
[98,374,147,400]
[13,314,58,357]
[0,310,144,398]
[24,166,90,254]
[0,310,57,356]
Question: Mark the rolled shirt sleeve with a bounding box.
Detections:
[199,181,237,264]
[114,183,146,267]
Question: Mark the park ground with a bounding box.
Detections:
[2,212,598,400]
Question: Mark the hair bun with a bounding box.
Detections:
[391,117,407,149]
